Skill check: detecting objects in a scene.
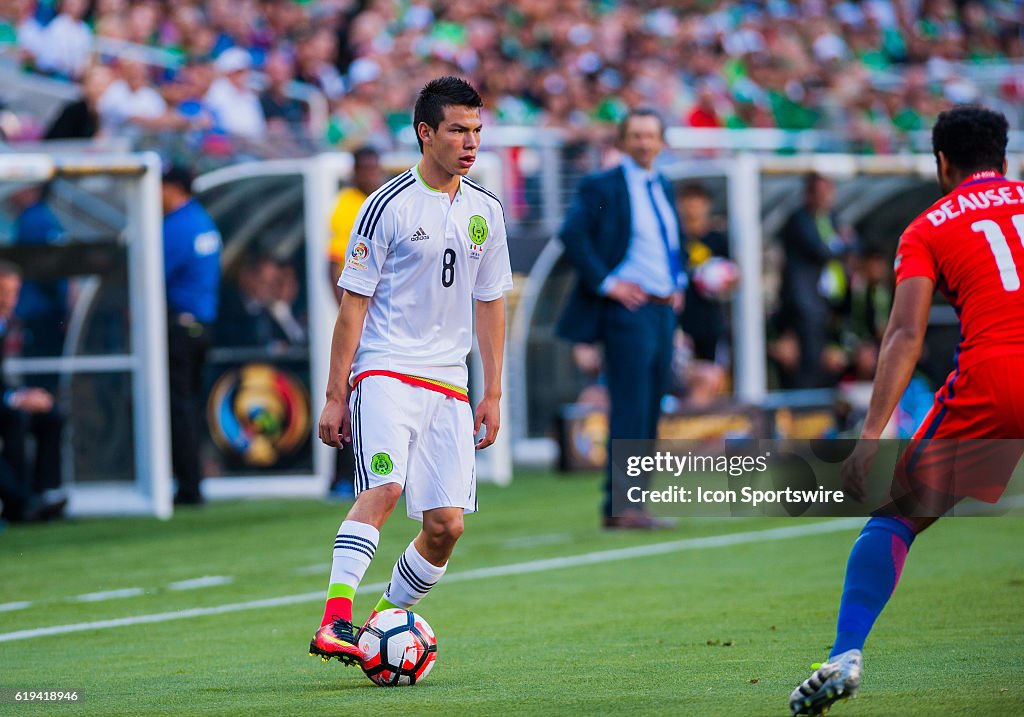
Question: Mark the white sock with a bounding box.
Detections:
[328,520,379,590]
[382,542,447,609]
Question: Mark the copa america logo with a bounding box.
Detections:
[207,363,311,466]
[350,241,369,261]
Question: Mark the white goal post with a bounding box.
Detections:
[0,152,171,518]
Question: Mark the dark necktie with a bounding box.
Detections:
[646,178,683,289]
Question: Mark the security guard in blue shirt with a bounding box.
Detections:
[162,165,221,505]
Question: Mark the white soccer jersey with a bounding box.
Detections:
[339,165,514,388]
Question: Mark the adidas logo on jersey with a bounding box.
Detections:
[411,227,430,241]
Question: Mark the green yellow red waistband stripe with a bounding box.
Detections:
[352,370,470,402]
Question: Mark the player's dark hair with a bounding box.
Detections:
[932,105,1008,175]
[413,76,483,153]
[678,182,712,200]
[619,107,665,140]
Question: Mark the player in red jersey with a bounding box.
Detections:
[790,106,1023,716]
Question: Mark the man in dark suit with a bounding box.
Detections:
[777,172,850,389]
[558,108,686,529]
[0,261,66,523]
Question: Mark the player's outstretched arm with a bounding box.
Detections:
[318,289,370,448]
[861,276,934,439]
[473,297,505,450]
[842,276,933,500]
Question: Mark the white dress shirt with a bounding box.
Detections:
[602,155,682,298]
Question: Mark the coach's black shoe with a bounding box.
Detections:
[7,493,66,523]
[309,617,362,666]
[38,490,68,520]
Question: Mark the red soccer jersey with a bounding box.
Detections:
[895,171,1024,372]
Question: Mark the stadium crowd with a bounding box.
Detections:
[0,0,1020,152]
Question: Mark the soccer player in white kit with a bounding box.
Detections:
[309,76,513,666]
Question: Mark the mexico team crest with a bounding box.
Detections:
[468,215,488,245]
[371,452,394,476]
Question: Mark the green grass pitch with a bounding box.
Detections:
[1,470,1022,716]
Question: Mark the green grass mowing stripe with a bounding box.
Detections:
[0,519,862,643]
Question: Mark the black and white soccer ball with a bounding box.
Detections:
[358,608,437,686]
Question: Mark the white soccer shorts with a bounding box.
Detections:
[349,375,477,519]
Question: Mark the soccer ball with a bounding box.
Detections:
[693,256,740,300]
[358,608,437,686]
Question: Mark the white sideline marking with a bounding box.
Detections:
[502,532,572,549]
[168,576,234,591]
[446,519,864,585]
[0,519,862,644]
[73,588,146,602]
[0,601,32,612]
[293,564,328,576]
